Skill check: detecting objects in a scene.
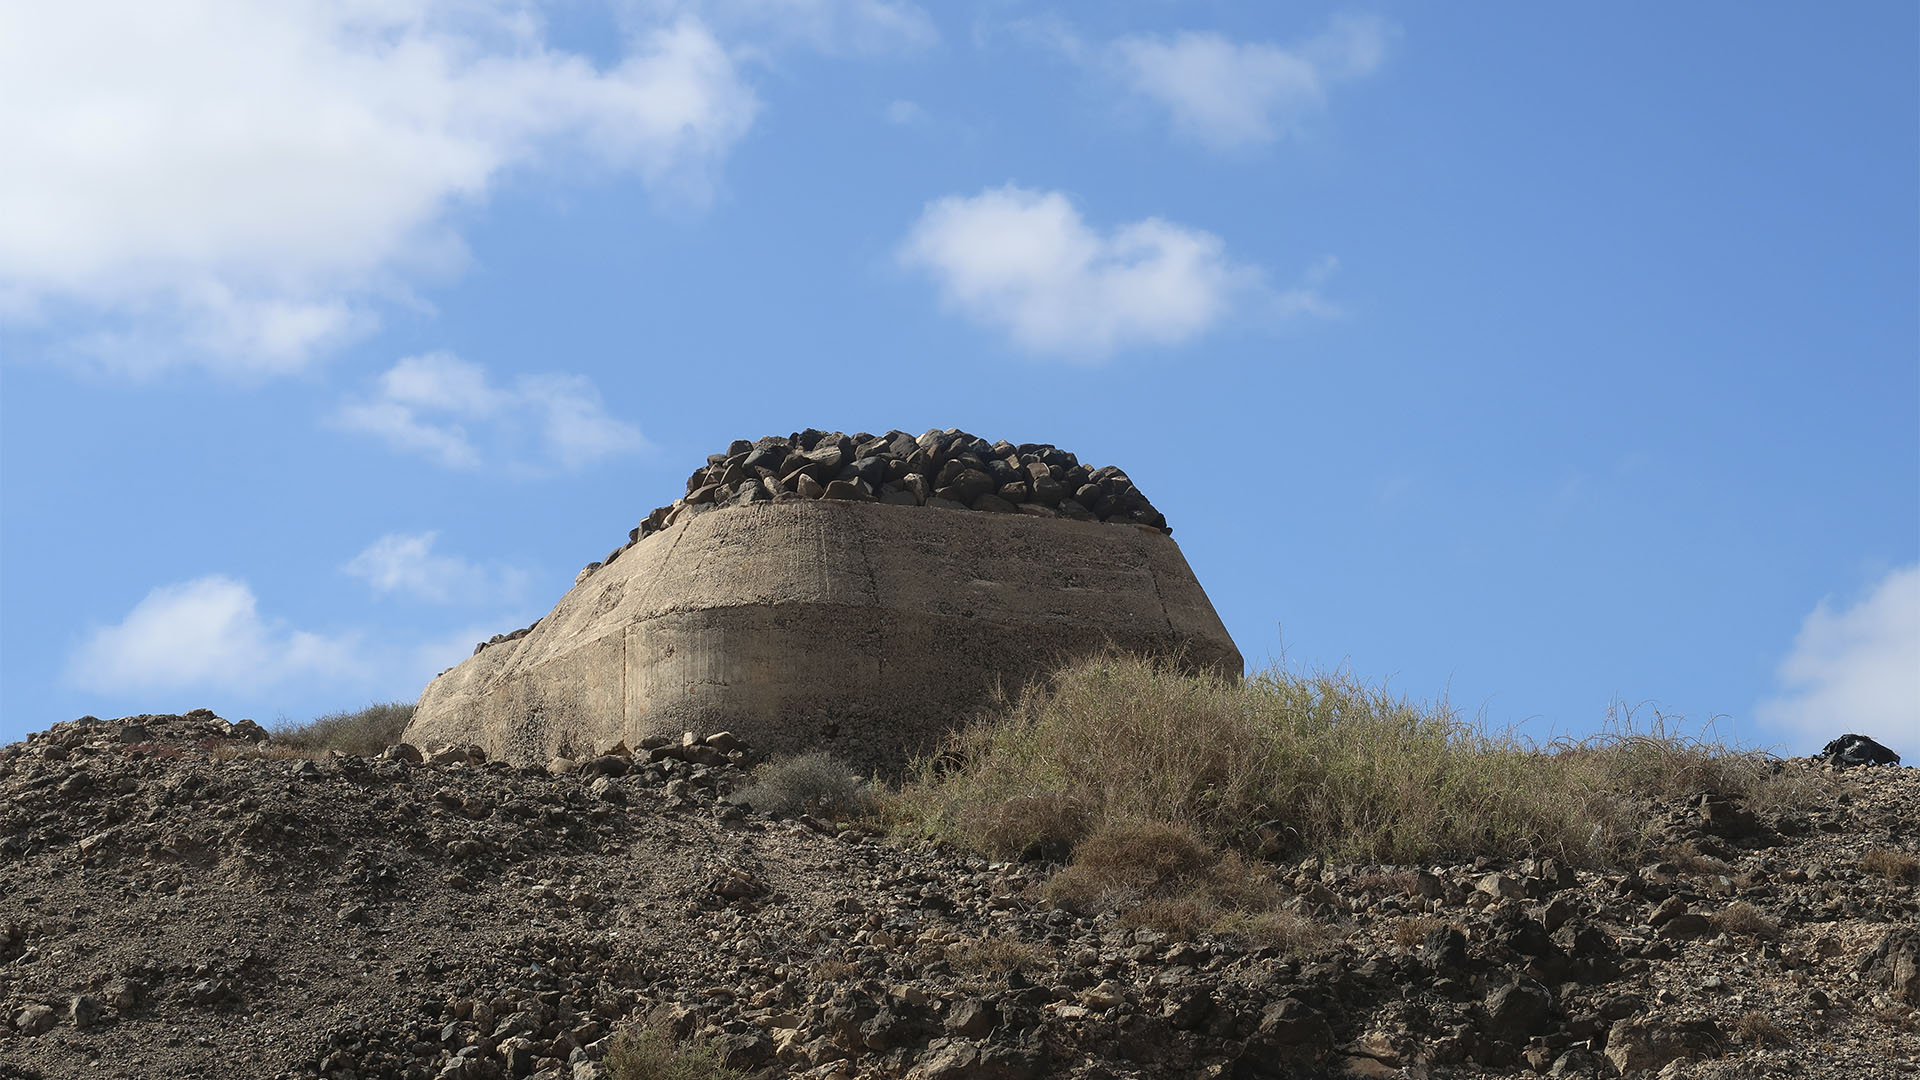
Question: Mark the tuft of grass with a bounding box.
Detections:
[1714,901,1782,939]
[1734,1011,1791,1046]
[1044,820,1277,911]
[1120,896,1333,953]
[270,702,414,757]
[739,751,873,820]
[1207,906,1337,954]
[1351,870,1419,894]
[1862,847,1920,885]
[1044,819,1219,910]
[890,654,1816,869]
[1040,819,1321,948]
[1392,917,1450,951]
[1661,841,1733,876]
[807,957,856,982]
[883,654,1828,950]
[1870,1006,1920,1035]
[603,1023,743,1080]
[945,936,1048,976]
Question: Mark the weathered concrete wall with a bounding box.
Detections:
[404,500,1241,772]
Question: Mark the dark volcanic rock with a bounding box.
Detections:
[1818,733,1901,768]
[4,711,1918,1080]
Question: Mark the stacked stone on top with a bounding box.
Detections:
[588,428,1165,567]
[477,428,1176,655]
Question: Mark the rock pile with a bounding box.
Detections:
[607,429,1168,569]
[470,429,1187,664]
[4,713,1917,1080]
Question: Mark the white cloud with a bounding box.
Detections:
[899,184,1282,359]
[885,99,927,125]
[1758,563,1920,754]
[344,532,530,604]
[410,619,519,681]
[1055,14,1390,150]
[333,351,646,470]
[0,2,759,375]
[649,0,936,55]
[67,576,364,695]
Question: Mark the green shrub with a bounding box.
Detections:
[270,702,415,757]
[740,751,872,819]
[603,1024,742,1080]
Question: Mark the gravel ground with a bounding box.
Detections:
[1,712,1914,1080]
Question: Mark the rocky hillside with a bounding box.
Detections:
[1,712,1914,1080]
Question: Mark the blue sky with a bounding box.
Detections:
[2,2,1915,755]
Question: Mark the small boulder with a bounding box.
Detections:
[1819,733,1900,768]
[1422,926,1469,971]
[381,743,424,764]
[13,1003,56,1036]
[1863,927,1920,1005]
[944,997,997,1037]
[578,754,630,778]
[1604,1018,1723,1075]
[1257,998,1332,1047]
[822,478,874,502]
[1484,978,1554,1041]
[1476,872,1525,900]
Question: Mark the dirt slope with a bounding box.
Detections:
[1,712,1915,1080]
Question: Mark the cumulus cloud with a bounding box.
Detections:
[409,619,525,682]
[0,2,759,374]
[900,185,1321,359]
[66,576,364,695]
[885,99,928,125]
[333,352,645,470]
[648,0,937,55]
[1025,14,1391,150]
[344,532,530,604]
[1757,564,1920,753]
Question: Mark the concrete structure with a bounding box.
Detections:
[404,500,1241,772]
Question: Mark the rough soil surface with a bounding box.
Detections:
[2,711,1916,1080]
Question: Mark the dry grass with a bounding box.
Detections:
[807,957,856,981]
[208,743,327,763]
[1862,847,1920,885]
[269,702,414,758]
[1211,907,1337,954]
[740,752,873,820]
[1040,818,1317,947]
[884,654,1826,954]
[603,1022,743,1080]
[1044,820,1229,910]
[1714,901,1782,939]
[943,791,1089,864]
[1119,896,1333,953]
[1351,870,1419,894]
[1869,1005,1920,1035]
[945,936,1048,976]
[1661,841,1734,876]
[1392,917,1451,950]
[1734,1011,1791,1046]
[890,654,1813,868]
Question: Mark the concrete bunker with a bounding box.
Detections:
[404,430,1242,771]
